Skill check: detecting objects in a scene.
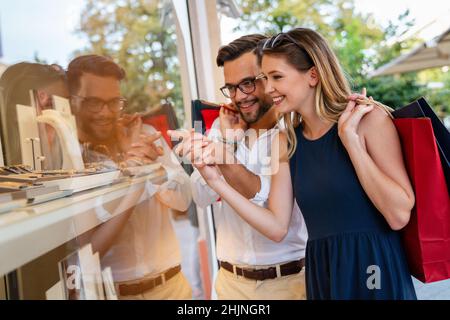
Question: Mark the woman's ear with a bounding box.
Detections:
[308,67,319,87]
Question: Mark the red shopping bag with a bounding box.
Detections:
[393,117,450,283]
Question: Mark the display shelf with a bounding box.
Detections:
[0,168,167,276]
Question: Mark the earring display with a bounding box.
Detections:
[0,163,126,214]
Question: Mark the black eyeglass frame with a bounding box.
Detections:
[219,73,267,99]
[71,95,127,113]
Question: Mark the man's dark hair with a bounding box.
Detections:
[216,34,267,67]
[67,55,126,94]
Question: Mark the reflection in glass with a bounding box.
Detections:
[0,1,201,301]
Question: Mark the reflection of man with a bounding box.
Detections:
[67,55,192,299]
[171,35,308,300]
[68,55,160,163]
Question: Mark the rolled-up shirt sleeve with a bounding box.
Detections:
[190,168,220,209]
[141,124,192,212]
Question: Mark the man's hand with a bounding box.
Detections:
[168,129,210,165]
[219,103,247,142]
[168,129,223,185]
[198,140,236,166]
[124,132,164,164]
[117,113,142,152]
[168,129,236,166]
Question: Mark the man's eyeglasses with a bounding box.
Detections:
[71,95,127,113]
[220,74,267,99]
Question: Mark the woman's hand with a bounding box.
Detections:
[196,163,222,184]
[338,88,374,151]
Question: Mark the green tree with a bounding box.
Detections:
[236,0,385,78]
[235,0,429,109]
[236,0,335,35]
[74,0,183,117]
[349,10,426,109]
[355,75,426,109]
[420,70,450,115]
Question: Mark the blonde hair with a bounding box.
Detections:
[258,28,393,158]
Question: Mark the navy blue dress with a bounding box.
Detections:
[290,123,416,300]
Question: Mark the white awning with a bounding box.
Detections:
[370,27,450,77]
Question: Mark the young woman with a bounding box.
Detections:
[195,27,417,299]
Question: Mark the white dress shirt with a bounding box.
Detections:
[191,119,308,266]
[98,125,192,282]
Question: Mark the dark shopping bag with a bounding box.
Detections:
[393,97,450,195]
[191,100,220,134]
[392,98,450,283]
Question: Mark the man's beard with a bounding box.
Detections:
[237,99,272,124]
[80,120,116,145]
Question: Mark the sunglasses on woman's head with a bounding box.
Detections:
[260,32,315,67]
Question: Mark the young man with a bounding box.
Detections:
[171,35,308,300]
[67,55,193,299]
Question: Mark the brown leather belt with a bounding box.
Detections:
[220,258,305,281]
[117,265,181,296]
